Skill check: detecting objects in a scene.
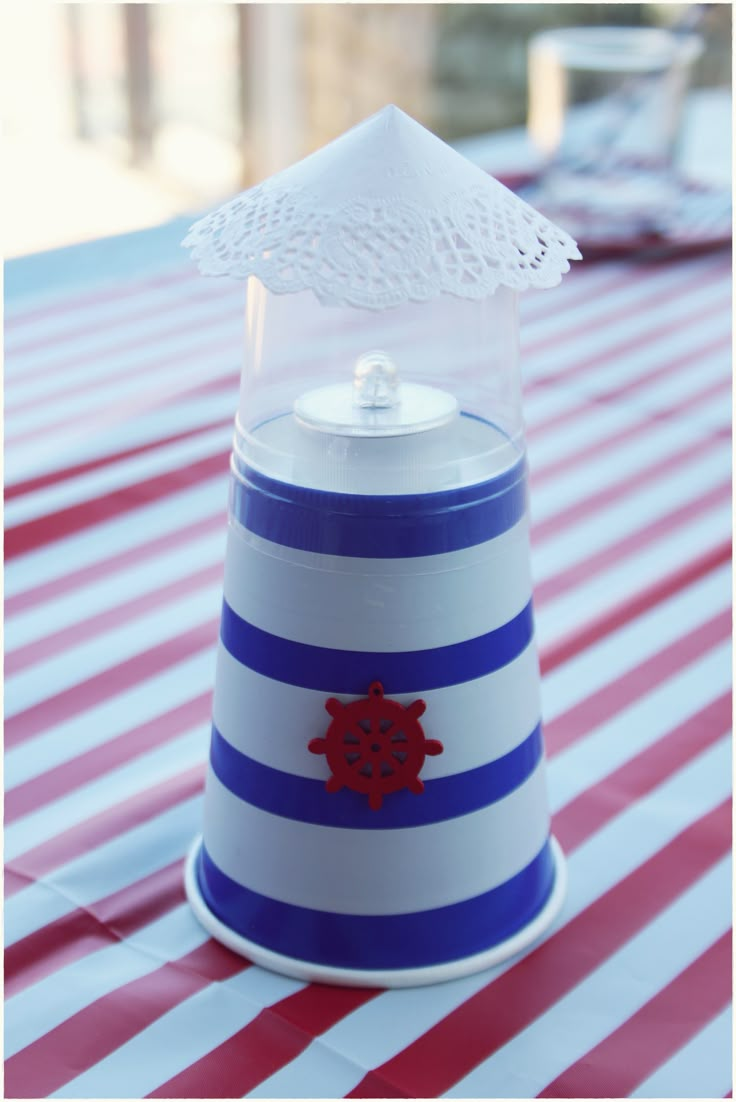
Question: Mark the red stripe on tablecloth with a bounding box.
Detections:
[523,268,729,365]
[5,510,225,617]
[5,365,239,448]
[4,375,725,569]
[544,607,730,756]
[346,800,730,1099]
[535,481,731,605]
[4,450,228,560]
[4,266,196,332]
[6,655,727,1090]
[5,860,185,996]
[5,692,212,823]
[540,543,731,678]
[5,302,237,406]
[6,544,728,857]
[532,431,727,543]
[6,530,725,760]
[530,327,730,440]
[4,940,247,1099]
[148,985,381,1099]
[6,256,724,447]
[526,283,731,393]
[5,766,204,896]
[4,618,218,747]
[533,377,730,489]
[554,693,732,851]
[4,254,684,391]
[5,481,727,821]
[6,561,223,675]
[538,931,733,1098]
[4,418,231,502]
[5,281,228,363]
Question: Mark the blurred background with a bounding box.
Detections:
[1,2,731,257]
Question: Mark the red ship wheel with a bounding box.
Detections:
[309,681,443,811]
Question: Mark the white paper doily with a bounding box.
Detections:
[183,105,581,310]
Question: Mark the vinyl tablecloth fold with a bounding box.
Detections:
[4,217,732,1098]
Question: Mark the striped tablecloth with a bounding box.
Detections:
[4,216,731,1098]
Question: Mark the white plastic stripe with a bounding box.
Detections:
[530,415,719,514]
[6,389,235,485]
[5,904,207,1058]
[5,425,232,527]
[246,739,732,1099]
[534,441,731,581]
[5,651,215,789]
[446,853,732,1097]
[549,640,731,813]
[6,586,220,716]
[5,293,242,409]
[524,278,731,382]
[47,726,732,1101]
[537,504,731,645]
[5,726,208,861]
[4,797,201,947]
[518,254,728,349]
[6,529,226,651]
[630,1005,733,1098]
[212,638,541,781]
[5,651,728,1081]
[540,563,730,718]
[224,515,533,650]
[202,760,550,915]
[5,476,226,595]
[3,270,224,361]
[51,967,306,1099]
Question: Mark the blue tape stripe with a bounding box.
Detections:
[230,447,527,558]
[210,722,543,829]
[197,839,556,970]
[220,598,534,694]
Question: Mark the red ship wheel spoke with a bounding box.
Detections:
[309,681,443,811]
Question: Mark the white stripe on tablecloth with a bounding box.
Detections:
[5,529,226,651]
[244,741,731,1100]
[3,252,709,389]
[521,279,730,385]
[533,441,730,580]
[3,271,213,351]
[445,852,732,1097]
[5,426,232,527]
[22,733,732,1100]
[6,631,727,885]
[4,476,226,595]
[630,1005,733,1099]
[5,724,208,861]
[4,292,242,407]
[536,503,730,644]
[5,797,200,946]
[5,552,728,827]
[5,588,220,717]
[5,651,215,791]
[530,410,725,520]
[5,256,726,452]
[540,563,729,717]
[5,904,208,1058]
[548,640,731,812]
[50,967,306,1100]
[3,241,730,1097]
[6,390,236,485]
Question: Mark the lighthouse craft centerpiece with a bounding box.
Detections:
[183,105,580,987]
